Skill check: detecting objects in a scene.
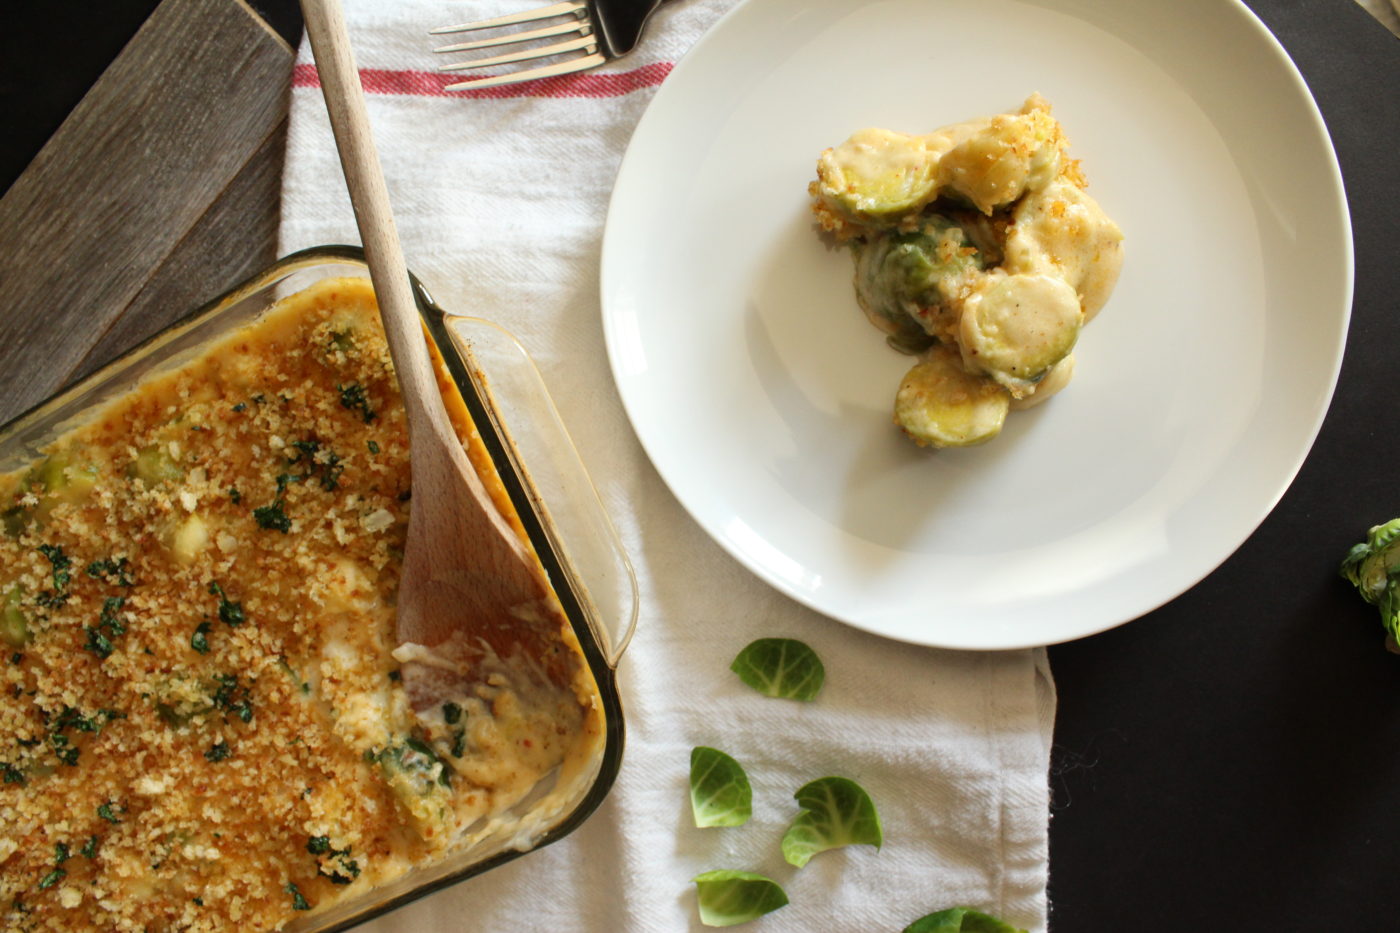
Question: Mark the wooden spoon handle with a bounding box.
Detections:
[300,0,454,450]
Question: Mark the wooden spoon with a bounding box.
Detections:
[301,0,561,709]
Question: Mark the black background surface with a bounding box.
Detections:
[2,1,1398,929]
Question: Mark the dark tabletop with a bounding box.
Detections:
[3,1,1398,930]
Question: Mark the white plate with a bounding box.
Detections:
[600,0,1352,649]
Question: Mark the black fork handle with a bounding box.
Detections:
[587,0,670,58]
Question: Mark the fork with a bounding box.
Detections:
[431,0,666,90]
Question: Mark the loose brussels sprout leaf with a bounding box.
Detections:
[780,776,882,868]
[690,746,753,828]
[903,907,1028,933]
[730,638,825,701]
[693,870,788,927]
[1340,517,1400,646]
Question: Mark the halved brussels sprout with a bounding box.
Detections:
[853,216,984,353]
[957,273,1081,395]
[936,105,1064,215]
[129,444,184,487]
[2,585,29,648]
[894,347,1010,448]
[815,128,940,224]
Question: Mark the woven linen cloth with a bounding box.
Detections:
[278,1,1056,929]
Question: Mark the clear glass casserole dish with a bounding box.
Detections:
[0,246,636,932]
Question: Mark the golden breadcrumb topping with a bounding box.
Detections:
[0,278,603,932]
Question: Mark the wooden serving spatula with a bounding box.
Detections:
[301,0,562,709]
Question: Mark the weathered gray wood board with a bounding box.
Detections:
[0,0,294,424]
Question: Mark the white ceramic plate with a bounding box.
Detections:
[600,0,1352,649]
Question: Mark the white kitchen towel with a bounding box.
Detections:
[278,1,1056,930]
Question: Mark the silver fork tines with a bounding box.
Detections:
[431,0,616,91]
[433,0,667,91]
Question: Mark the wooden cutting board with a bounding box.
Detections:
[0,0,294,425]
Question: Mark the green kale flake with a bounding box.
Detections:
[211,674,254,723]
[337,383,377,424]
[35,544,72,608]
[207,581,245,626]
[253,499,292,533]
[191,621,212,654]
[85,557,134,586]
[285,882,311,911]
[36,868,65,890]
[97,802,122,824]
[204,742,232,763]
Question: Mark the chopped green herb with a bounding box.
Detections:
[37,868,65,890]
[204,742,232,763]
[79,836,99,859]
[35,544,72,608]
[83,627,114,660]
[191,621,211,654]
[232,402,247,413]
[442,702,462,724]
[285,882,311,911]
[85,557,134,586]
[193,897,204,906]
[82,597,128,660]
[210,674,254,723]
[99,597,127,635]
[53,843,70,865]
[253,499,292,533]
[207,581,244,626]
[450,729,466,758]
[288,439,344,492]
[306,836,331,855]
[97,802,121,824]
[229,487,242,504]
[387,669,401,682]
[1,763,24,785]
[366,440,380,455]
[337,383,377,424]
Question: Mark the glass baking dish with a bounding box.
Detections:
[0,245,637,932]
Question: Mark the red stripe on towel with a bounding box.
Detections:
[291,62,672,98]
